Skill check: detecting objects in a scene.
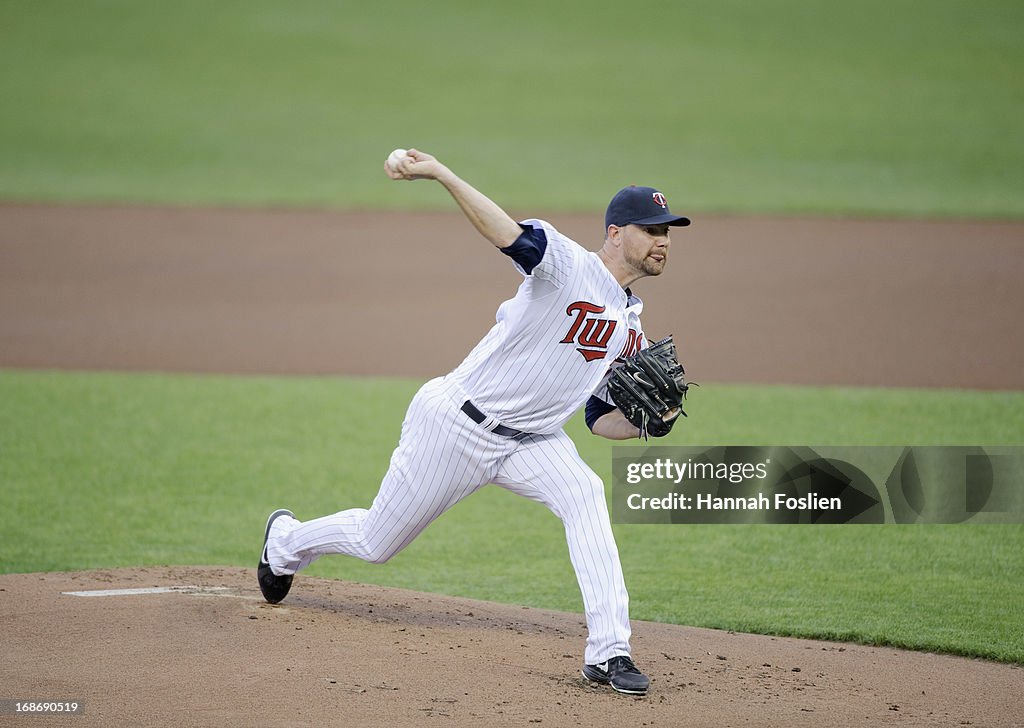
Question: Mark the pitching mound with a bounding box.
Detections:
[2,567,1020,727]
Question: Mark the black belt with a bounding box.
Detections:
[461,400,531,441]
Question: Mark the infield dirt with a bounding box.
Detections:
[3,568,1022,728]
[1,204,1022,727]
[2,203,1022,388]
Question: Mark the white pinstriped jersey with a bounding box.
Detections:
[450,218,647,434]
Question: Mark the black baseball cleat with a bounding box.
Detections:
[257,509,294,604]
[582,655,650,695]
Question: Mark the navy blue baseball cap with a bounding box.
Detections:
[605,185,691,230]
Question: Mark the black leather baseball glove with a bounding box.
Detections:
[607,336,691,439]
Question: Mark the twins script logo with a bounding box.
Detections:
[561,302,644,362]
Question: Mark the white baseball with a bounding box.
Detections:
[386,148,408,173]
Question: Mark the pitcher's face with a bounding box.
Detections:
[619,224,671,277]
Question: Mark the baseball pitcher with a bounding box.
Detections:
[257,149,692,695]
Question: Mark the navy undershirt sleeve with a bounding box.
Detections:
[585,395,617,432]
[500,224,548,275]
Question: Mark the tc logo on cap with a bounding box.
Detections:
[652,192,667,208]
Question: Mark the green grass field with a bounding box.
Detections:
[2,370,1022,662]
[1,0,1022,217]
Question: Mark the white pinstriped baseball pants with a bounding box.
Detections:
[265,375,632,664]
